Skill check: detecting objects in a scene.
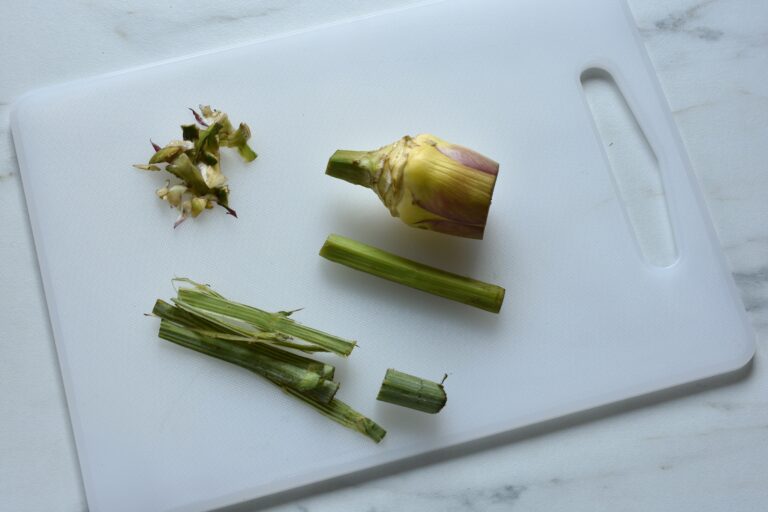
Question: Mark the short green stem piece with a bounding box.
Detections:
[377,369,447,414]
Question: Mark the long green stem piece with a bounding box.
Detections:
[319,234,505,313]
[376,368,447,414]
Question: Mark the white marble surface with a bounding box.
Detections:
[1,0,766,510]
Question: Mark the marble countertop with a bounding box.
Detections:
[1,0,766,510]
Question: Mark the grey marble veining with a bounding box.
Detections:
[1,0,767,511]
[733,265,768,318]
[652,1,725,41]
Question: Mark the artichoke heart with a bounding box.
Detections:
[325,134,499,240]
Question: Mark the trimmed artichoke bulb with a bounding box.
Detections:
[325,134,499,240]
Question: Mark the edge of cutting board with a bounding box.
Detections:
[8,1,756,511]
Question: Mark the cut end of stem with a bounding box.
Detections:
[325,150,374,188]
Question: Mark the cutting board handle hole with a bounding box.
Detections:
[581,67,678,267]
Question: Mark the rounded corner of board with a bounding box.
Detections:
[717,335,757,378]
[9,87,53,132]
[732,339,757,371]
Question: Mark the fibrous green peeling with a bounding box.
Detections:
[151,279,385,442]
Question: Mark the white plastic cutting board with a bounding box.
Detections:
[11,0,755,511]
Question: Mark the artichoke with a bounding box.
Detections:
[325,134,499,240]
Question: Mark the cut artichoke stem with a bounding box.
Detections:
[376,368,447,414]
[319,234,506,313]
[325,134,499,240]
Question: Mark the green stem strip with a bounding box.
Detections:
[159,319,339,404]
[154,300,335,379]
[284,388,386,443]
[319,234,506,313]
[176,289,357,356]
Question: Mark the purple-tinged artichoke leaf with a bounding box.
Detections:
[436,144,499,176]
